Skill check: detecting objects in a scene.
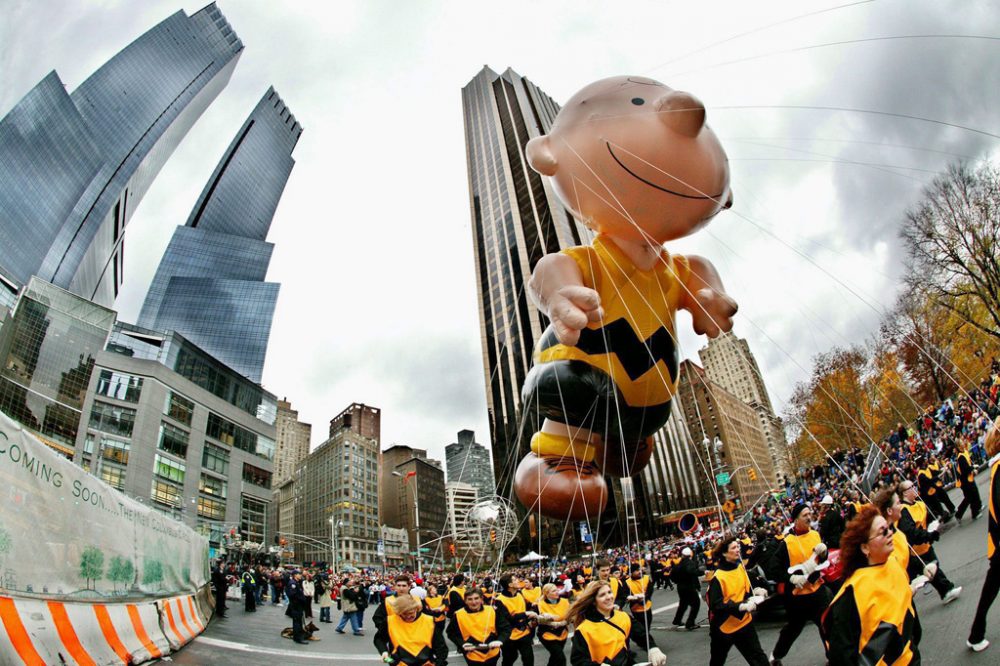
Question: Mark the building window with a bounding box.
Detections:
[158,422,189,458]
[240,494,267,544]
[89,401,136,437]
[242,463,272,489]
[154,453,185,483]
[199,473,227,498]
[198,496,226,520]
[206,412,273,460]
[151,479,181,507]
[100,437,130,465]
[164,391,195,426]
[101,465,126,490]
[95,370,143,403]
[202,443,229,475]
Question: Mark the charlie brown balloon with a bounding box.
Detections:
[516,75,737,521]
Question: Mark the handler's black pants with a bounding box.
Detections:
[771,587,832,660]
[540,638,566,666]
[502,635,534,666]
[969,556,1000,644]
[673,588,700,628]
[710,623,769,666]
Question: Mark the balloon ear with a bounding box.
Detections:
[526,136,558,176]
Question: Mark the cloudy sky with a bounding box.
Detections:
[3,0,998,466]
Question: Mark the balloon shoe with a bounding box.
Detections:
[514,432,608,521]
[595,437,654,478]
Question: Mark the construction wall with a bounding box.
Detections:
[0,413,212,664]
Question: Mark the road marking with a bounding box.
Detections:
[652,601,679,615]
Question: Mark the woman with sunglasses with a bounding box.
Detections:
[824,505,921,666]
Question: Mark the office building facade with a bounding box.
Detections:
[274,399,311,486]
[0,4,242,306]
[677,361,777,506]
[699,332,792,479]
[445,481,479,559]
[381,445,447,564]
[462,66,591,502]
[75,322,277,553]
[445,430,494,498]
[292,415,380,567]
[138,88,301,382]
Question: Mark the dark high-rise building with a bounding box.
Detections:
[445,430,494,499]
[138,88,301,382]
[461,66,590,501]
[0,4,243,306]
[329,403,381,442]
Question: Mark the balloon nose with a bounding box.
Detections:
[655,91,706,138]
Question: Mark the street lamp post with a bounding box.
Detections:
[329,517,343,571]
[393,470,422,578]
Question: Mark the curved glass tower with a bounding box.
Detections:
[138,88,302,383]
[0,3,243,308]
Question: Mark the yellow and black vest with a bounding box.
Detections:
[454,607,501,662]
[712,564,752,634]
[535,235,689,408]
[386,592,420,618]
[387,613,436,664]
[521,587,541,607]
[625,576,652,613]
[956,452,975,487]
[917,468,936,496]
[603,576,622,602]
[495,593,530,641]
[890,523,911,571]
[988,459,999,560]
[424,595,446,623]
[825,558,917,666]
[785,530,823,596]
[901,502,931,556]
[537,597,570,642]
[576,610,632,666]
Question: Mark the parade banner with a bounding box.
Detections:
[0,412,208,602]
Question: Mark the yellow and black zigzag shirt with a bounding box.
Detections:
[535,234,689,408]
[824,557,919,666]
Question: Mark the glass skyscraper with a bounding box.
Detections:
[0,278,117,456]
[0,4,243,307]
[138,88,302,383]
[461,66,589,498]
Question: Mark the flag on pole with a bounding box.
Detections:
[403,470,417,483]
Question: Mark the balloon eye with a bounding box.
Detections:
[631,98,645,106]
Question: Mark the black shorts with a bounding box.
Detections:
[521,358,672,445]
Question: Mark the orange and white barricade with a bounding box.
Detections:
[0,593,206,665]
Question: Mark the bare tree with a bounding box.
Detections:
[900,162,1000,341]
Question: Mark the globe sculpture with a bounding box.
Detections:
[461,496,519,555]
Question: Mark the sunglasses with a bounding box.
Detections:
[867,523,896,542]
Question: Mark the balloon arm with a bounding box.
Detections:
[680,255,737,338]
[528,253,585,316]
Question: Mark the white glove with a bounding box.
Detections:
[927,520,940,533]
[748,595,766,606]
[738,600,757,613]
[381,652,392,663]
[910,575,928,593]
[488,640,504,648]
[813,543,829,562]
[752,587,768,598]
[923,562,938,580]
[648,646,667,666]
[462,643,476,652]
[627,594,639,601]
[550,620,566,628]
[524,611,539,620]
[790,573,808,588]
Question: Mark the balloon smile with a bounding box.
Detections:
[606,142,721,200]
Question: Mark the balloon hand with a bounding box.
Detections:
[688,288,737,338]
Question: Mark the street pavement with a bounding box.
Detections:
[160,473,999,665]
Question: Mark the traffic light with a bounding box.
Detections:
[449,543,456,556]
[489,529,497,544]
[748,468,758,481]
